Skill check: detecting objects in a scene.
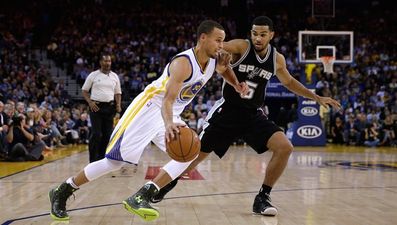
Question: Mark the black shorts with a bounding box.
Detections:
[201,102,283,158]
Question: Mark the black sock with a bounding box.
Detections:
[259,184,272,197]
[163,176,180,191]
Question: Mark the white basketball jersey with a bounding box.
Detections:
[147,48,216,115]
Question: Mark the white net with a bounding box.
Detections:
[320,56,335,74]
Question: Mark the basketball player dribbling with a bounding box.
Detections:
[49,20,249,222]
[150,16,341,216]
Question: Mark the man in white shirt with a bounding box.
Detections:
[82,53,122,162]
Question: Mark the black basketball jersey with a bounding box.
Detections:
[222,39,277,109]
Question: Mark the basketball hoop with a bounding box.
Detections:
[320,56,335,74]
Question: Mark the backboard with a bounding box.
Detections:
[298,30,354,64]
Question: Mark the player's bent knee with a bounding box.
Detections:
[106,158,125,171]
[272,141,293,157]
[279,142,293,156]
[84,158,125,181]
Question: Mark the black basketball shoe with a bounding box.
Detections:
[122,183,159,221]
[252,193,278,216]
[49,182,78,221]
[150,178,179,203]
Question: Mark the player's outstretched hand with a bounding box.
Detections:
[315,96,341,110]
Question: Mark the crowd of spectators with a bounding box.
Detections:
[0,0,396,161]
[0,4,90,161]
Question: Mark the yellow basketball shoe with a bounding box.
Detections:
[123,183,159,221]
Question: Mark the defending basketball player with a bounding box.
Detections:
[150,16,341,216]
[48,20,249,222]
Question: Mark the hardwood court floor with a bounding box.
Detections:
[0,144,396,225]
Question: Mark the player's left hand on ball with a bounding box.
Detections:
[165,123,186,142]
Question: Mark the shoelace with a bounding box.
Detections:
[265,194,272,202]
[257,194,272,204]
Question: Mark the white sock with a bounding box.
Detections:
[66,177,79,189]
[146,181,160,191]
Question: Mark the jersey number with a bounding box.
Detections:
[241,81,258,99]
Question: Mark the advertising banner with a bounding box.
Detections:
[266,76,295,98]
[290,70,326,146]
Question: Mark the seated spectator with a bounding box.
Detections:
[15,102,26,115]
[186,113,198,133]
[0,101,9,157]
[331,117,345,144]
[315,76,329,94]
[197,111,207,134]
[74,112,89,144]
[344,115,361,146]
[355,113,368,144]
[5,114,45,161]
[364,122,380,147]
[206,95,216,111]
[193,95,208,118]
[41,109,65,147]
[379,115,396,146]
[63,112,79,144]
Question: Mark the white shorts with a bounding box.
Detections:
[105,92,185,164]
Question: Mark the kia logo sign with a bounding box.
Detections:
[297,125,322,138]
[301,107,318,116]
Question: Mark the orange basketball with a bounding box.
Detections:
[166,127,200,162]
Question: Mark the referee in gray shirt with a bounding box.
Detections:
[82,53,122,162]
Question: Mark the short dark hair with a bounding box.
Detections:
[197,20,224,39]
[252,16,274,31]
[100,52,111,61]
